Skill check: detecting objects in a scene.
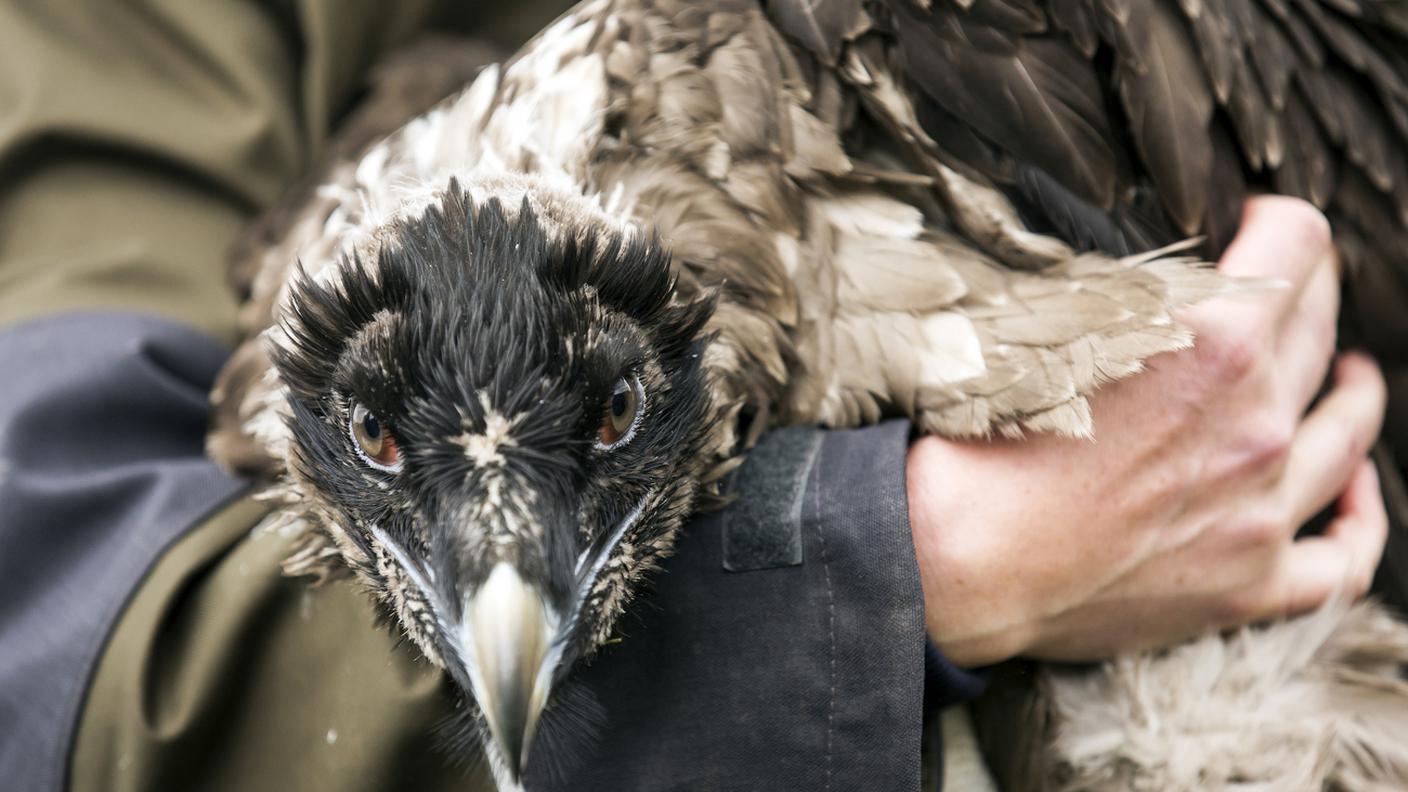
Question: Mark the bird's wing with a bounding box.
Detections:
[760,0,1408,433]
[698,0,1408,439]
[583,0,1239,438]
[769,0,1408,258]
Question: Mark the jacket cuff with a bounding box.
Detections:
[542,420,931,790]
[802,418,933,754]
[805,421,990,713]
[924,640,992,710]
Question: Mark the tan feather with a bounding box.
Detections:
[1035,600,1408,791]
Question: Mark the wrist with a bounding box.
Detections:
[906,436,1035,667]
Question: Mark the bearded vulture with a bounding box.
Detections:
[207,0,1408,789]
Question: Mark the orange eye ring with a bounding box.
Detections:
[597,376,643,449]
[351,402,404,472]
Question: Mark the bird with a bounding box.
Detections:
[207,0,1408,789]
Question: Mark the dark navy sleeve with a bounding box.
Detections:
[925,640,990,712]
[535,420,975,792]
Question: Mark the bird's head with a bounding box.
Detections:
[271,181,717,780]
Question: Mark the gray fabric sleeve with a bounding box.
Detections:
[0,313,244,792]
[535,420,928,792]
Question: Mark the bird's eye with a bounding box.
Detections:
[597,376,643,450]
[350,402,403,472]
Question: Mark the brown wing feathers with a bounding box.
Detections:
[769,0,1408,525]
[772,0,1408,262]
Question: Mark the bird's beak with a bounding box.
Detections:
[461,562,558,781]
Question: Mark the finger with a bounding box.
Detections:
[1196,197,1334,333]
[1265,460,1388,617]
[1280,352,1387,528]
[1324,458,1388,581]
[1277,260,1340,412]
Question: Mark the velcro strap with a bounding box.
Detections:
[722,426,822,572]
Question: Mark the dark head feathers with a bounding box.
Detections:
[274,180,715,406]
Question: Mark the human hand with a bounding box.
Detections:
[908,196,1390,667]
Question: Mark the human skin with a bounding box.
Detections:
[909,196,1390,667]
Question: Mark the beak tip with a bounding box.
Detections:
[462,563,555,787]
[497,728,527,780]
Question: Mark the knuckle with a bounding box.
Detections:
[1334,429,1366,473]
[1244,516,1285,551]
[1225,503,1289,552]
[1295,209,1334,253]
[1354,567,1375,598]
[1200,328,1262,384]
[1354,516,1389,597]
[1274,197,1334,253]
[1218,587,1266,626]
[1216,415,1294,480]
[1321,410,1374,471]
[1359,359,1390,416]
[1305,310,1339,359]
[1246,417,1295,471]
[1366,354,1390,392]
[1317,324,1340,368]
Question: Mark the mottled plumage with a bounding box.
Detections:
[208,2,1408,789]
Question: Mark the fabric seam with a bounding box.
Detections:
[811,440,836,792]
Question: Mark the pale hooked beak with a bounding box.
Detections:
[460,563,560,781]
[371,495,650,784]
